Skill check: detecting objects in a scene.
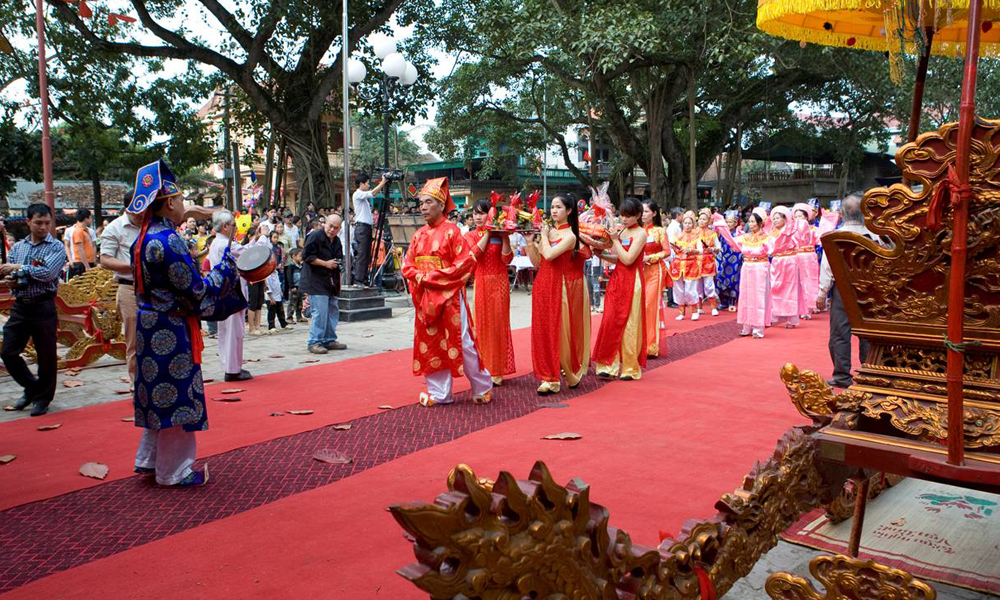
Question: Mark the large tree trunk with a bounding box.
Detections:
[90,170,102,225]
[284,120,335,214]
[645,82,671,208]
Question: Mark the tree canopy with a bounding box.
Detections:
[418,0,1000,207]
[41,0,439,211]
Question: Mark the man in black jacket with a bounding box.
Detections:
[301,214,346,354]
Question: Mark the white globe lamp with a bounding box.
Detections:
[371,35,397,60]
[400,62,418,86]
[381,52,407,79]
[347,59,367,84]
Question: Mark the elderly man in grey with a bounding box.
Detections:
[208,209,252,381]
[817,192,883,388]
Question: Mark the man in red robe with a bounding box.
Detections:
[402,177,492,407]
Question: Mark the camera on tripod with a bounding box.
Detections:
[374,167,405,182]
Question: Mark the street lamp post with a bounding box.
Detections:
[352,36,418,286]
[35,0,55,210]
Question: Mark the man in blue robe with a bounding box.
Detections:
[128,160,247,486]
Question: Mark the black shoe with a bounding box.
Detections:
[10,393,31,411]
[30,401,51,417]
[323,341,347,350]
[224,370,253,382]
[825,378,852,389]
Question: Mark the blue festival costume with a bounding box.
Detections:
[132,215,245,431]
[129,160,246,486]
[716,232,742,309]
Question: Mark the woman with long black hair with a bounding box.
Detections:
[640,199,670,357]
[464,199,515,385]
[592,197,647,380]
[527,195,590,395]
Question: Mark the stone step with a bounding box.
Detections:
[339,306,392,322]
[339,286,381,299]
[338,295,385,310]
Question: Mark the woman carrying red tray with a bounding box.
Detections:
[592,198,647,380]
[465,199,515,386]
[526,195,590,395]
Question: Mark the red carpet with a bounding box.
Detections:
[0,312,848,599]
[0,312,722,510]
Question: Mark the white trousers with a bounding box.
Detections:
[134,427,197,485]
[425,297,492,403]
[699,276,718,300]
[217,309,245,375]
[673,279,700,306]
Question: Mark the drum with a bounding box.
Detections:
[236,245,277,283]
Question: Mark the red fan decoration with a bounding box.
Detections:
[508,192,522,210]
[489,190,502,207]
[78,0,92,18]
[526,190,540,210]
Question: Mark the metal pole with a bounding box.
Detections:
[223,89,233,211]
[367,74,392,286]
[542,87,547,207]
[342,0,352,286]
[907,28,935,144]
[944,0,983,467]
[231,142,243,212]
[35,0,54,210]
[688,71,697,210]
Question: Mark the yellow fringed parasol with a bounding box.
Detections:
[757,0,1000,58]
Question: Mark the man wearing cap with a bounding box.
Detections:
[401,177,492,407]
[128,160,247,487]
[209,209,253,381]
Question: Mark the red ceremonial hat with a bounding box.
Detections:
[419,177,456,214]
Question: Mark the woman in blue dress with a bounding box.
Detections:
[715,210,743,311]
[129,160,247,486]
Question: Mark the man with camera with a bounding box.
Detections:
[2,203,67,416]
[302,214,346,354]
[352,173,388,287]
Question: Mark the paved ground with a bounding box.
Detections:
[0,286,994,600]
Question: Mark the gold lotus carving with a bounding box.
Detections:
[766,554,936,600]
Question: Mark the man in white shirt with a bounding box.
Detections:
[285,215,301,248]
[209,209,252,382]
[666,206,683,243]
[98,200,143,386]
[259,206,280,236]
[352,173,387,286]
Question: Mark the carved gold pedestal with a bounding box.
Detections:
[0,268,126,370]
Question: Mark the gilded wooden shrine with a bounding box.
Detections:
[0,268,126,370]
[802,117,1000,483]
[388,117,1000,599]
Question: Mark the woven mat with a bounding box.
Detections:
[782,478,1000,593]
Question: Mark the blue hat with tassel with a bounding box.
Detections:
[128,159,182,214]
